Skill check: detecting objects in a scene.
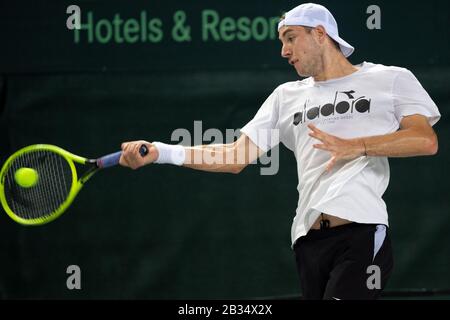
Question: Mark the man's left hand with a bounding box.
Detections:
[308,124,366,172]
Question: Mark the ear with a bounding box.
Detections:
[314,25,327,44]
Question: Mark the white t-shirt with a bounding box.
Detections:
[240,62,441,246]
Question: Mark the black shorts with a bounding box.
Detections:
[293,222,394,300]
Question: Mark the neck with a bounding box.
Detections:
[313,51,357,82]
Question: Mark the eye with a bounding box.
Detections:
[287,36,295,42]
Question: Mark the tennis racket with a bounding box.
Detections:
[0,144,148,226]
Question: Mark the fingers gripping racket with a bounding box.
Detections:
[0,144,148,226]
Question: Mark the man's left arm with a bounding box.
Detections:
[309,114,438,171]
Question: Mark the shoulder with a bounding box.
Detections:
[274,78,313,95]
[361,61,413,78]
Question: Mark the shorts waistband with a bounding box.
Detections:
[294,223,382,247]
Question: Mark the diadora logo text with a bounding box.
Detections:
[293,90,371,125]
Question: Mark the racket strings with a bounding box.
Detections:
[4,150,73,220]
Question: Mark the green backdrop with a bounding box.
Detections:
[0,0,449,299]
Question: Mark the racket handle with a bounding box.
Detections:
[97,151,122,168]
[96,145,149,169]
[139,144,149,157]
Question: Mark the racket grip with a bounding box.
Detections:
[97,151,122,168]
[139,145,149,157]
[97,145,149,169]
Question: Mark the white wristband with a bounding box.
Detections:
[152,142,186,166]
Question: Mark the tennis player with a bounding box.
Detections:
[119,3,440,299]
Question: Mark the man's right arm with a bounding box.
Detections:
[120,134,264,174]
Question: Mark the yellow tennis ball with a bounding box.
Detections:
[14,167,39,188]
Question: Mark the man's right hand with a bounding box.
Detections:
[119,140,159,169]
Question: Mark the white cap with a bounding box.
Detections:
[278,3,354,57]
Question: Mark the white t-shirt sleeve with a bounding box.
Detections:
[393,69,441,126]
[240,88,281,152]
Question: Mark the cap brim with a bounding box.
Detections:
[332,35,354,58]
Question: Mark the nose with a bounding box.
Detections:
[281,43,291,59]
